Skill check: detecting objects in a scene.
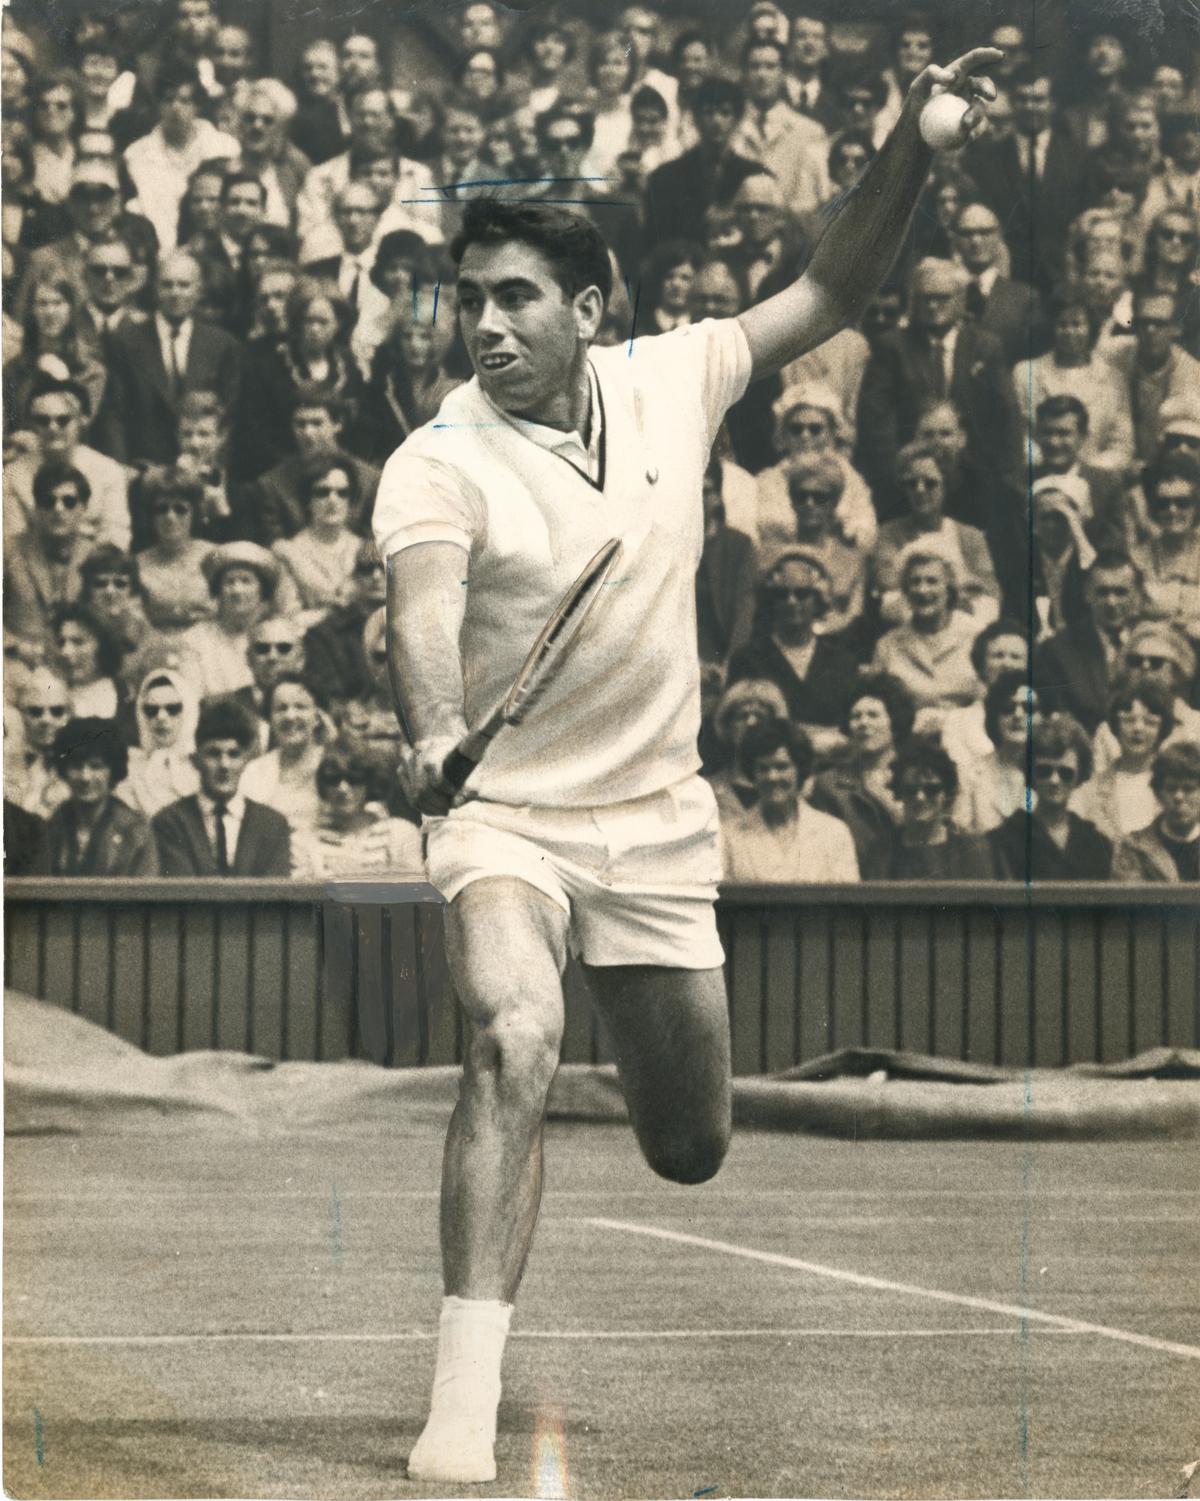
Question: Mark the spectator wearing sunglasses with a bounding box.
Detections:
[80,234,146,343]
[1112,739,1200,882]
[272,453,368,616]
[3,375,130,552]
[230,615,309,750]
[183,542,297,701]
[6,668,73,818]
[756,384,876,555]
[861,735,997,880]
[153,696,291,876]
[21,155,157,293]
[725,550,860,753]
[291,740,422,878]
[79,545,151,661]
[990,712,1113,881]
[1122,289,1200,462]
[4,459,92,654]
[1072,674,1175,843]
[45,716,158,876]
[115,667,200,818]
[131,468,217,632]
[1129,451,1200,629]
[1092,621,1200,773]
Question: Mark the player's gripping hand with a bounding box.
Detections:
[398,734,474,817]
[904,45,1003,149]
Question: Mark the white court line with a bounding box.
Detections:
[587,1218,1200,1364]
[2,1327,1085,1348]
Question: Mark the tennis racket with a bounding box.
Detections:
[440,536,623,792]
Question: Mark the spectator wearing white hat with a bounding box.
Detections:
[1028,473,1096,640]
[181,541,297,700]
[1092,622,1200,778]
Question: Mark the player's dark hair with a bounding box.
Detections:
[736,716,815,784]
[195,697,259,750]
[52,716,129,783]
[450,200,613,307]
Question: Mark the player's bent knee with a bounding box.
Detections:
[642,1122,730,1185]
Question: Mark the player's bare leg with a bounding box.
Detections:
[408,876,569,1484]
[582,964,732,1183]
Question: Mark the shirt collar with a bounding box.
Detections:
[155,312,193,343]
[198,790,246,819]
[484,361,603,483]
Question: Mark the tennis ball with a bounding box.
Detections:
[919,93,970,150]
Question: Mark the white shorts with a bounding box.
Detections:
[423,775,724,969]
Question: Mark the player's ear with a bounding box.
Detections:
[573,285,604,341]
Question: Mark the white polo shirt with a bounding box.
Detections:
[374,317,753,808]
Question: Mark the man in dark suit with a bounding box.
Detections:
[153,697,291,875]
[855,257,1022,516]
[950,201,1044,365]
[643,77,762,249]
[21,158,159,303]
[303,537,386,706]
[93,249,243,467]
[250,389,379,543]
[784,14,844,134]
[965,63,1089,294]
[697,458,757,671]
[289,40,350,167]
[1033,551,1144,734]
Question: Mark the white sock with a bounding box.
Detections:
[408,1297,512,1480]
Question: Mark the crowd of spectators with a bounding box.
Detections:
[4,0,1199,884]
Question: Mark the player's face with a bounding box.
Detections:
[457,241,600,420]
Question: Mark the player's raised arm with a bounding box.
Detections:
[737,46,1002,382]
[386,541,471,816]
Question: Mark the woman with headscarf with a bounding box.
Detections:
[756,383,877,552]
[115,666,200,818]
[703,678,790,821]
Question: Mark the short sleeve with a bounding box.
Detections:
[631,318,754,455]
[372,448,485,561]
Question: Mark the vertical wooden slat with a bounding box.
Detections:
[354,905,388,1065]
[144,906,182,1055]
[388,904,422,1066]
[6,908,40,994]
[997,905,1032,1066]
[796,906,830,1061]
[897,906,932,1054]
[251,904,286,1059]
[763,910,796,1071]
[110,908,146,1047]
[560,958,593,1066]
[965,908,999,1063]
[729,909,764,1076]
[1062,908,1098,1063]
[285,903,320,1060]
[42,904,78,1013]
[213,906,251,1053]
[1096,907,1131,1063]
[931,907,965,1059]
[75,905,111,1031]
[1164,911,1198,1049]
[829,908,865,1049]
[181,905,216,1052]
[1031,909,1066,1067]
[1131,909,1165,1056]
[320,901,354,1060]
[865,908,899,1050]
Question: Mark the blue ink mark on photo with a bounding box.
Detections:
[627,280,642,357]
[693,1487,717,1497]
[33,1407,44,1466]
[432,280,441,326]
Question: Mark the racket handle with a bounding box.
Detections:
[441,719,501,792]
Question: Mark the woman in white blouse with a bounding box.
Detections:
[291,743,423,878]
[272,454,362,618]
[240,672,327,834]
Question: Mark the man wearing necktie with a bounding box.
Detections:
[152,699,291,875]
[301,180,384,310]
[951,201,1043,364]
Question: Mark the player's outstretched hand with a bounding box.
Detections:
[905,46,1003,149]
[398,735,473,817]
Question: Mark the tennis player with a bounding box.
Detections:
[374,46,1000,1484]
